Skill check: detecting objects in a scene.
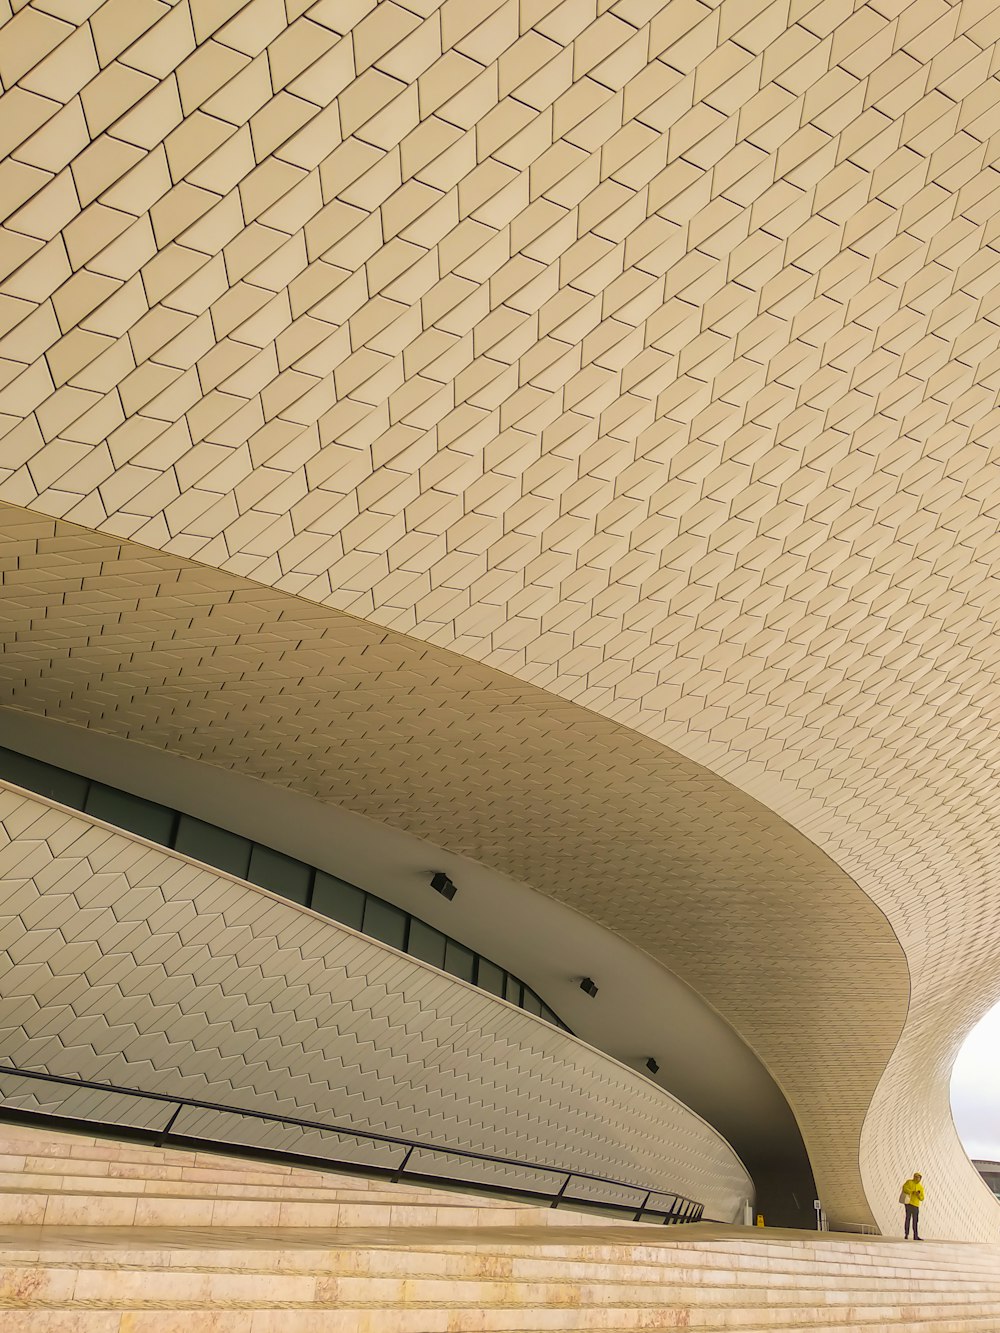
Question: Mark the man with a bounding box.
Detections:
[901,1172,924,1239]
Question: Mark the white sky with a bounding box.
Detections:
[951,1001,1000,1163]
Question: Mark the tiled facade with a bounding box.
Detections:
[2,0,1000,1239]
[0,501,905,1230]
[0,786,751,1222]
[0,742,570,1030]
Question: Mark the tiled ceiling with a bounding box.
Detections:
[1,0,1000,1236]
[0,501,903,1229]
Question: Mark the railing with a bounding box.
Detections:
[0,1064,705,1225]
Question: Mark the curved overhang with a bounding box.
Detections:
[0,702,815,1210]
[0,785,753,1222]
[0,502,905,1227]
[1,0,999,1240]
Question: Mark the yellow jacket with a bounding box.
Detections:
[902,1179,925,1205]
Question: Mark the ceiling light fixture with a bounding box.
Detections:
[430,871,457,900]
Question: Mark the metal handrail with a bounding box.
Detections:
[0,1063,705,1224]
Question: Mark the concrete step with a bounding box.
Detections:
[0,1169,452,1203]
[3,1310,1000,1333]
[0,1129,485,1202]
[0,1126,481,1197]
[3,1122,1000,1332]
[5,1241,1000,1286]
[3,1259,999,1309]
[11,1172,999,1254]
[0,1124,582,1219]
[2,1247,1000,1331]
[5,1245,1000,1290]
[0,1171,550,1220]
[327,1238,1000,1283]
[0,1150,447,1193]
[0,1144,438,1188]
[0,1184,582,1228]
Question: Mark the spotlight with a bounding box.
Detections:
[431,871,456,900]
[645,1058,659,1075]
[579,977,598,998]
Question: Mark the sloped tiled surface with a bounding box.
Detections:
[0,786,752,1223]
[0,0,998,1242]
[0,504,905,1230]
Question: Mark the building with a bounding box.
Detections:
[975,1163,1000,1203]
[1,0,1000,1242]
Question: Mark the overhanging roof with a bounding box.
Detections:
[1,0,1000,1236]
[1,501,904,1227]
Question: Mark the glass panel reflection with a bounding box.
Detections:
[247,844,311,904]
[175,816,251,879]
[0,747,567,1031]
[312,872,365,930]
[363,897,407,950]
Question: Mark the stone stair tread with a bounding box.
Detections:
[3,1157,436,1186]
[3,1123,1000,1330]
[7,1161,444,1190]
[0,1131,558,1212]
[3,1309,1000,1331]
[4,1170,415,1199]
[6,1233,1000,1273]
[0,1139,493,1187]
[4,1299,995,1317]
[0,1138,421,1188]
[0,1181,528,1208]
[2,1276,997,1312]
[9,1240,1000,1269]
[70,1186,553,1215]
[2,1146,437,1182]
[3,1323,1000,1333]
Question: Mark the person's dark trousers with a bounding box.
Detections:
[904,1203,920,1239]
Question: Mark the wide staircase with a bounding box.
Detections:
[1,1121,1000,1330]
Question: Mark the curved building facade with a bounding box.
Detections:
[1,0,1000,1240]
[0,784,752,1222]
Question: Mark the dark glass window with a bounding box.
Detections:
[247,844,311,904]
[362,897,407,950]
[407,919,446,969]
[84,784,175,844]
[444,938,475,984]
[476,958,504,997]
[175,815,251,879]
[0,749,88,809]
[312,872,365,930]
[0,746,567,1031]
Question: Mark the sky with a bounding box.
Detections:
[951,1001,1000,1163]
